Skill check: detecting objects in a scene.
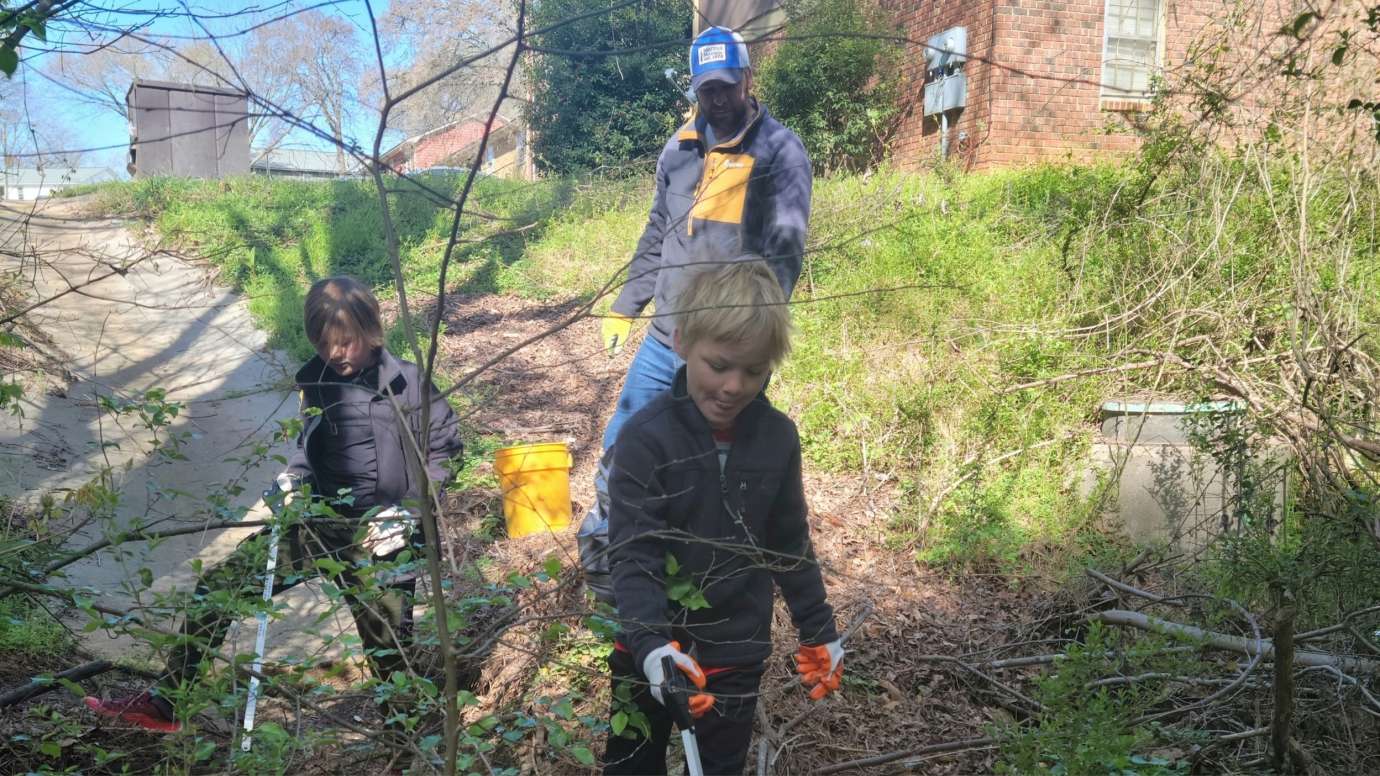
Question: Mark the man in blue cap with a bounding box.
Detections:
[596,26,812,403]
[579,21,814,610]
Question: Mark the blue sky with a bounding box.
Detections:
[14,1,403,172]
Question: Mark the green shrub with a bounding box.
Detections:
[525,0,690,175]
[998,623,1191,775]
[755,0,902,172]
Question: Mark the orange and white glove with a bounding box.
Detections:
[796,639,845,700]
[642,641,715,718]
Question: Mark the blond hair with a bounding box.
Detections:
[304,276,385,350]
[674,257,792,366]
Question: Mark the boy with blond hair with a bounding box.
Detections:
[602,259,843,775]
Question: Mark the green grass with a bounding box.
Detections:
[95,174,586,360]
[0,594,73,657]
[88,152,1380,574]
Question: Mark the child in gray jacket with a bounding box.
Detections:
[85,276,462,733]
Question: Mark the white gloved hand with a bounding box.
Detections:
[275,473,301,506]
[641,641,706,706]
[363,506,415,557]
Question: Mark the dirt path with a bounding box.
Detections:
[2,197,1021,772]
[0,197,358,669]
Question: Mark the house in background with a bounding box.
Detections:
[380,115,536,180]
[251,148,358,179]
[126,80,250,179]
[1,167,123,201]
[884,0,1248,169]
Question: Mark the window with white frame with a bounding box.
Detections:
[1101,0,1163,99]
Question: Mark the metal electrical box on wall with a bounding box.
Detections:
[923,27,968,117]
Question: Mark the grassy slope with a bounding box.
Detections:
[88,156,1380,573]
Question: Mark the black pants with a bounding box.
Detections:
[602,648,764,776]
[162,519,417,703]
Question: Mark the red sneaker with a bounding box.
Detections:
[83,692,182,733]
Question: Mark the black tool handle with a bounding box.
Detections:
[660,655,695,731]
[262,488,282,516]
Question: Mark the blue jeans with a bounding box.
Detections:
[585,337,683,547]
[601,336,684,452]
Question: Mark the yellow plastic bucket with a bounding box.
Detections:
[494,442,573,538]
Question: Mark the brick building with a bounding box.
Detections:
[381,115,535,179]
[883,0,1245,169]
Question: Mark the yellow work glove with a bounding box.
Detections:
[601,314,633,357]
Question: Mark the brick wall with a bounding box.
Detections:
[885,0,1240,169]
[410,120,504,171]
[881,0,998,170]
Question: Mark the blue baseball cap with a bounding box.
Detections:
[689,26,749,90]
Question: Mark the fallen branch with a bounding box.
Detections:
[0,659,113,707]
[1294,664,1380,714]
[814,736,998,775]
[755,602,875,774]
[1001,357,1163,394]
[1296,604,1380,642]
[1270,597,1297,772]
[1084,671,1239,690]
[1091,610,1380,674]
[1087,568,1170,604]
[1188,726,1269,765]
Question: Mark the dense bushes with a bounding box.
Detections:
[755,0,902,172]
[524,0,690,175]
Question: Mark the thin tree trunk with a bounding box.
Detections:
[1271,597,1297,772]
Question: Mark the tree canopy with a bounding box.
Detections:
[524,0,690,175]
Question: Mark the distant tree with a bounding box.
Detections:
[0,73,29,164]
[38,8,368,164]
[1,70,82,168]
[372,0,514,137]
[48,43,160,119]
[755,0,900,172]
[278,11,364,171]
[525,0,690,175]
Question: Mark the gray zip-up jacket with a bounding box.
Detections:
[281,349,462,511]
[610,100,813,345]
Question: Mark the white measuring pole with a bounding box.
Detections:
[241,520,281,752]
[681,727,705,776]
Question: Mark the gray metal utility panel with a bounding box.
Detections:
[126,80,250,178]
